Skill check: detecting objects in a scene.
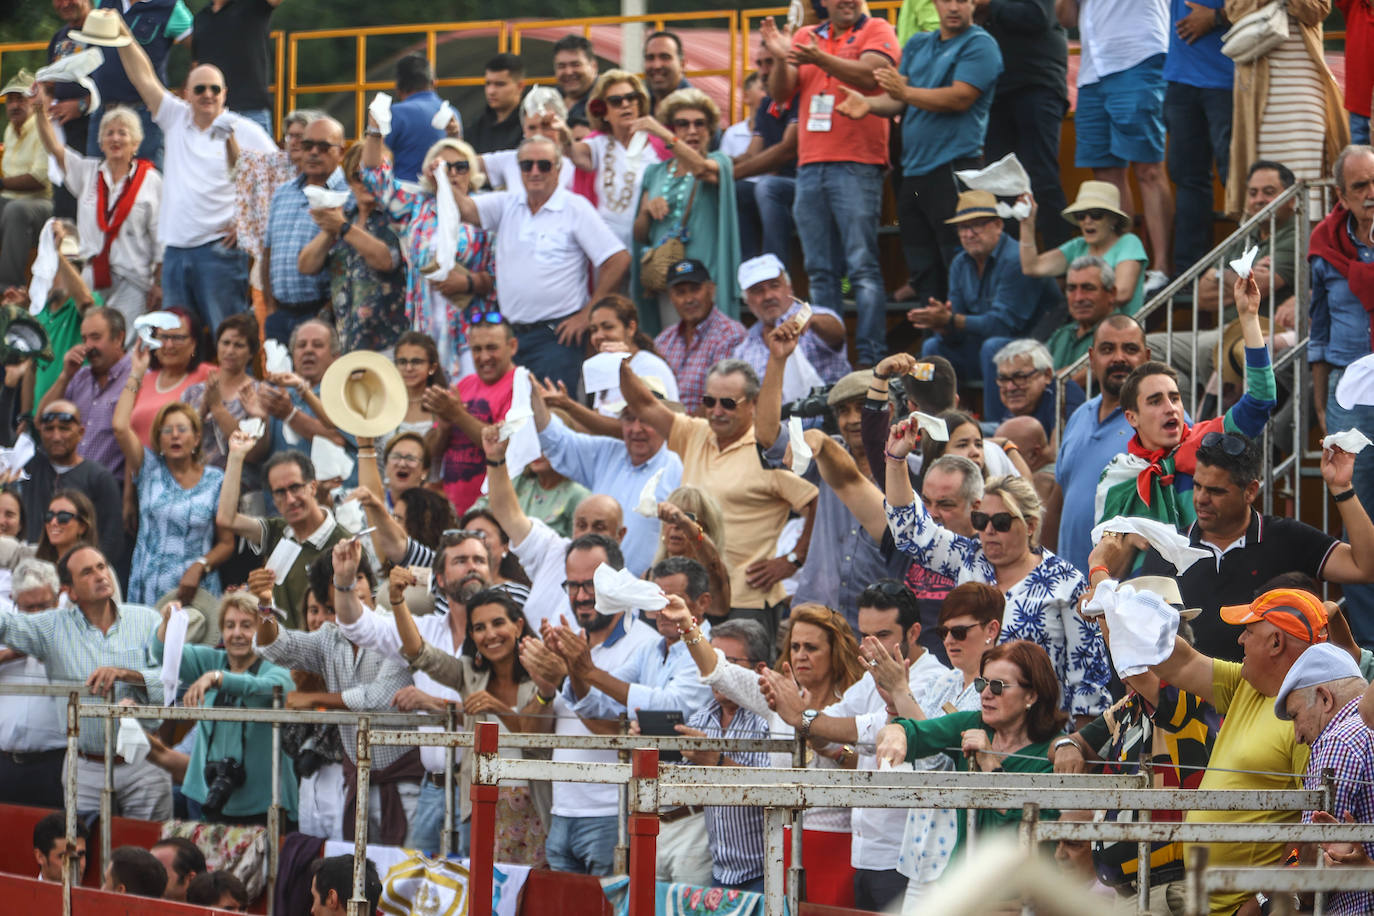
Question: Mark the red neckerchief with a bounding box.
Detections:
[1308,201,1374,350]
[92,158,152,289]
[1125,416,1222,505]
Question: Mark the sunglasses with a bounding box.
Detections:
[971,511,1017,533]
[673,118,708,131]
[442,160,471,174]
[974,676,1024,696]
[700,395,740,410]
[604,92,638,108]
[934,623,980,641]
[300,140,339,153]
[1075,209,1111,222]
[519,159,554,173]
[38,411,78,425]
[45,510,78,524]
[466,307,503,325]
[1201,430,1248,456]
[192,84,223,96]
[441,528,488,541]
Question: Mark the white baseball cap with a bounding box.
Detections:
[737,253,787,294]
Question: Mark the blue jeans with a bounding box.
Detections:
[545,814,618,875]
[1352,113,1371,146]
[405,778,469,855]
[922,332,1011,418]
[513,319,584,393]
[234,107,275,137]
[264,305,318,345]
[795,161,885,365]
[162,239,252,334]
[1326,367,1374,643]
[86,102,164,170]
[737,174,796,263]
[1165,82,1232,276]
[723,874,765,893]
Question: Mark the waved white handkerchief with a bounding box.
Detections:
[26,220,60,315]
[1228,245,1260,279]
[582,351,630,393]
[431,100,457,131]
[116,716,151,766]
[505,368,540,478]
[1337,353,1374,410]
[906,411,949,442]
[1324,428,1374,454]
[789,416,813,476]
[1091,516,1210,574]
[263,339,292,375]
[311,436,354,480]
[133,311,181,351]
[422,167,460,280]
[36,49,104,122]
[0,433,36,479]
[160,603,188,707]
[208,112,237,141]
[369,92,393,136]
[1083,578,1180,678]
[593,563,668,615]
[264,538,302,585]
[238,417,265,440]
[634,467,666,518]
[335,497,366,534]
[956,153,1032,198]
[303,185,350,210]
[877,758,914,773]
[497,411,530,441]
[626,130,649,159]
[995,200,1033,220]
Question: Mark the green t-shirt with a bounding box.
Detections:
[1045,319,1101,369]
[259,515,349,631]
[1057,233,1149,315]
[34,293,102,406]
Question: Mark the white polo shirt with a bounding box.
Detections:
[474,186,625,324]
[154,91,277,248]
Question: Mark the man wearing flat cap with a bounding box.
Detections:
[653,259,747,415]
[909,189,1061,419]
[0,70,54,289]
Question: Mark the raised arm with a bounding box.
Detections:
[29,84,68,174]
[112,342,152,476]
[811,430,887,540]
[760,18,799,103]
[619,359,676,440]
[217,429,266,545]
[1016,194,1068,276]
[478,425,532,545]
[1319,446,1374,584]
[755,322,799,448]
[113,13,168,115]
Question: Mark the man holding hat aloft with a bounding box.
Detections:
[1275,642,1374,916]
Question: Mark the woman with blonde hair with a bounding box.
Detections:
[651,485,730,619]
[360,125,494,381]
[629,87,742,333]
[884,414,1110,726]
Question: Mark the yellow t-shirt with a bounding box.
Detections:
[1185,660,1310,915]
[1,118,51,201]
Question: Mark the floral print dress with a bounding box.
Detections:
[129,449,224,605]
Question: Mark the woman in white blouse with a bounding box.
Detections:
[32,86,161,337]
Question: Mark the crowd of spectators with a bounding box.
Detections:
[5,0,1374,913]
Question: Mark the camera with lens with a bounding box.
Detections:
[781,385,833,420]
[201,757,247,816]
[293,735,330,779]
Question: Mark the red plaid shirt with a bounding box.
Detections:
[653,308,748,413]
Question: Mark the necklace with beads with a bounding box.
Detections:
[601,140,639,213]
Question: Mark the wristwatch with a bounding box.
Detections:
[785,550,801,566]
[800,708,819,739]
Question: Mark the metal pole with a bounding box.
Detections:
[468,722,500,916]
[1018,803,1039,916]
[763,808,787,916]
[788,730,804,915]
[1185,846,1208,916]
[1137,756,1153,914]
[347,717,372,916]
[63,691,80,916]
[267,686,283,916]
[615,711,629,874]
[441,703,458,859]
[627,748,660,916]
[101,711,114,868]
[1315,767,1337,916]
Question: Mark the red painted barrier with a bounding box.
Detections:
[627,748,660,916]
[469,721,500,916]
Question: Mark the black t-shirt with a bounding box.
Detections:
[1137,512,1338,662]
[982,0,1068,99]
[192,0,275,113]
[466,106,524,156]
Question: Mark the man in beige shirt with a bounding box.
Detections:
[1,69,53,288]
[620,356,817,638]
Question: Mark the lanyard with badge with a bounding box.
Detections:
[807,19,858,133]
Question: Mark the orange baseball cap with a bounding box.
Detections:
[1219,588,1329,644]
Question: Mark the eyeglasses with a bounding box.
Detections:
[45,510,78,525]
[1200,431,1248,456]
[723,654,754,667]
[387,452,423,466]
[299,140,340,152]
[970,511,1017,533]
[395,357,431,369]
[159,424,194,436]
[604,93,638,108]
[1075,209,1111,222]
[192,84,223,96]
[561,579,595,595]
[995,368,1042,388]
[157,332,191,343]
[442,160,471,174]
[466,307,503,325]
[673,117,708,131]
[270,481,312,501]
[519,159,554,173]
[934,623,980,641]
[973,676,1025,696]
[700,395,740,410]
[38,411,78,425]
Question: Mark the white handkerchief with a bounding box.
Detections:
[1083,578,1180,678]
[790,302,813,332]
[209,111,237,141]
[133,311,181,351]
[335,497,366,534]
[36,48,104,122]
[788,416,813,476]
[626,130,649,159]
[1228,245,1260,279]
[431,100,457,131]
[238,417,265,440]
[592,563,668,615]
[1324,429,1374,454]
[115,717,150,767]
[877,758,914,773]
[303,185,350,210]
[26,220,60,315]
[368,92,393,137]
[504,368,540,478]
[0,433,37,478]
[1090,516,1210,574]
[498,410,531,441]
[263,339,292,375]
[582,352,630,393]
[264,538,302,586]
[422,166,460,279]
[955,153,1032,198]
[634,467,667,518]
[160,603,188,707]
[906,411,949,442]
[311,436,354,481]
[995,200,1033,220]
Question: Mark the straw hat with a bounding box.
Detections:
[0,69,35,98]
[71,10,132,48]
[1130,575,1201,621]
[945,190,1000,225]
[1219,314,1271,388]
[320,351,407,438]
[1061,180,1130,228]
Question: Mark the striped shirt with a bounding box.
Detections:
[1303,698,1374,916]
[254,620,416,769]
[398,538,532,616]
[687,699,772,885]
[0,601,163,754]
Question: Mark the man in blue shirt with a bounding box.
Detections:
[734,45,799,264]
[1055,314,1152,572]
[387,54,452,183]
[836,0,1002,304]
[1164,0,1233,274]
[911,189,1061,417]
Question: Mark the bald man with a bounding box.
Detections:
[263,116,349,342]
[994,414,1062,551]
[114,12,276,334]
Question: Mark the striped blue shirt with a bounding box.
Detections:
[687,699,771,885]
[266,169,349,305]
[0,601,163,753]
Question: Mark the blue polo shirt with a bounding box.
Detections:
[1162,0,1232,90]
[898,25,1002,176]
[948,233,1061,340]
[388,90,453,182]
[753,92,799,178]
[1056,395,1135,573]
